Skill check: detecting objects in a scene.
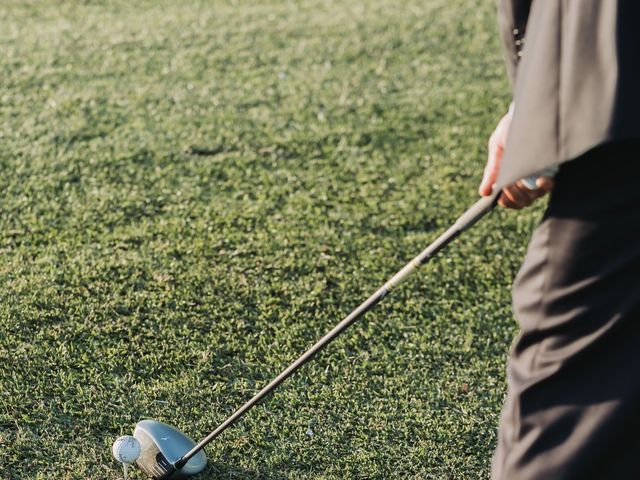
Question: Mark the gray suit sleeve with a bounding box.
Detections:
[498,0,532,89]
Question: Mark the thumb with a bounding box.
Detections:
[479,141,502,196]
[480,111,511,196]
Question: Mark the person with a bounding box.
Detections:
[481,1,640,478]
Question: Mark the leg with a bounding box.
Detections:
[492,141,640,480]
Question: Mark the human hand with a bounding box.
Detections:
[479,110,554,209]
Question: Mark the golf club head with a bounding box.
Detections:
[134,420,207,479]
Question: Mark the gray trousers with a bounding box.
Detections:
[492,141,640,479]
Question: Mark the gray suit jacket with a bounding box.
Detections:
[496,0,640,187]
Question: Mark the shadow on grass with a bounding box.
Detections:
[200,460,287,480]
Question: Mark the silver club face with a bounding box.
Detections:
[133,420,207,479]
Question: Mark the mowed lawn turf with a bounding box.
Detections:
[0,1,546,478]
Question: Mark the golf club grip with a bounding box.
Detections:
[455,192,500,230]
[174,192,499,468]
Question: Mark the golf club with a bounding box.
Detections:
[133,187,506,479]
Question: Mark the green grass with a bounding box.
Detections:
[0,1,545,478]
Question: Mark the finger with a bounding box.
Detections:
[480,138,502,196]
[502,184,532,208]
[513,177,554,202]
[515,180,544,201]
[498,192,518,209]
[535,176,555,192]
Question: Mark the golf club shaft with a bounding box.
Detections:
[175,191,499,469]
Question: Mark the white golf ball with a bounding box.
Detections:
[112,435,141,464]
